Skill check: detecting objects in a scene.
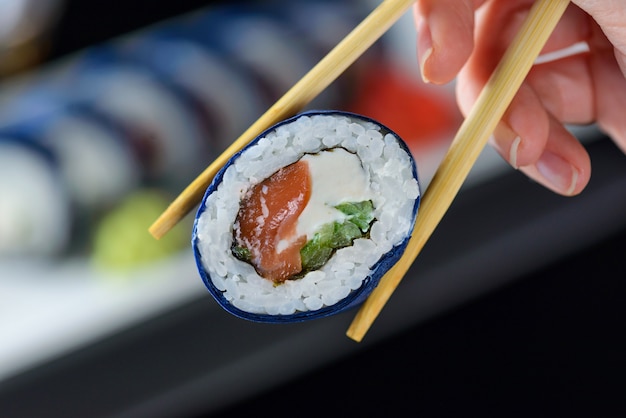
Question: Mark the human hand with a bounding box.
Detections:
[414,0,626,195]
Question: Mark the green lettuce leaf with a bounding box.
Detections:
[300,200,375,272]
[335,200,375,231]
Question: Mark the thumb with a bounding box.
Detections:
[573,0,626,76]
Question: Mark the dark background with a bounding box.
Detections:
[48,0,217,60]
[211,227,626,418]
[2,1,625,417]
[0,0,222,78]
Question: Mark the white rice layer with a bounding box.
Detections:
[195,114,419,315]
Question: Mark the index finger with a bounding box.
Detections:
[414,0,487,84]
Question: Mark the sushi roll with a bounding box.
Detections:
[1,87,141,214]
[119,32,265,154]
[0,135,72,259]
[67,47,208,190]
[192,111,420,322]
[185,6,337,110]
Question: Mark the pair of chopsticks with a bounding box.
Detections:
[149,0,570,342]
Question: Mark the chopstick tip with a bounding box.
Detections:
[346,328,365,343]
[148,224,164,240]
[346,310,371,342]
[148,215,173,240]
[148,193,195,239]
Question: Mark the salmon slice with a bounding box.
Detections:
[234,160,311,283]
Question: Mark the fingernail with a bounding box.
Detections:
[535,151,578,195]
[493,122,521,168]
[420,47,433,83]
[509,136,521,169]
[417,17,433,83]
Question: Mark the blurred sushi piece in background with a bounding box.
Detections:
[0,87,142,255]
[0,135,72,259]
[274,0,384,104]
[117,27,266,155]
[4,88,141,212]
[38,107,141,212]
[112,0,375,151]
[178,4,339,110]
[62,46,210,191]
[277,0,366,53]
[0,97,190,267]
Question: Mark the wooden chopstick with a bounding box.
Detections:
[346,0,570,342]
[149,0,416,239]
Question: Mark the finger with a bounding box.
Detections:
[458,61,589,193]
[588,23,626,154]
[455,1,594,171]
[537,4,592,57]
[485,82,591,196]
[573,0,626,77]
[413,0,485,84]
[519,113,591,196]
[466,1,591,84]
[526,53,595,125]
[488,82,550,169]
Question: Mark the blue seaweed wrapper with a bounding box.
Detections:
[192,110,420,323]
